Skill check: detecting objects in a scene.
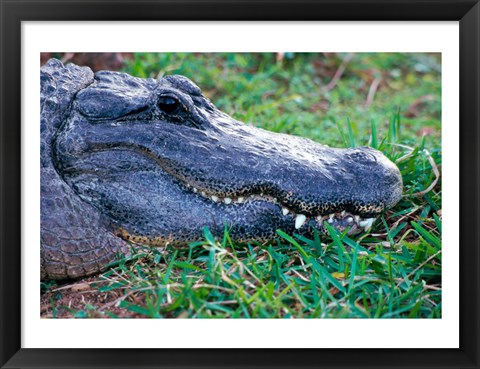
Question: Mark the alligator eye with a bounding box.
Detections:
[158,96,180,114]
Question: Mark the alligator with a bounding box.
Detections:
[41,58,402,280]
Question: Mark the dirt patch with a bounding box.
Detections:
[41,276,142,318]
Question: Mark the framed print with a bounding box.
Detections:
[1,0,479,368]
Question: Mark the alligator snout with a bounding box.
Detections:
[53,70,402,245]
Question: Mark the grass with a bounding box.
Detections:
[41,52,442,319]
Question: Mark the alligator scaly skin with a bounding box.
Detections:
[41,60,130,279]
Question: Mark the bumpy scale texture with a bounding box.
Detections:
[41,60,131,279]
[41,59,403,279]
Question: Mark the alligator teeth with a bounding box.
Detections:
[295,214,307,229]
[190,187,374,233]
[359,218,375,230]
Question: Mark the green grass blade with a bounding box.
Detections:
[276,229,310,261]
[347,240,360,295]
[335,119,348,148]
[370,119,378,149]
[411,221,441,250]
[346,117,356,148]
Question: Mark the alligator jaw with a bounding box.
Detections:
[183,183,377,234]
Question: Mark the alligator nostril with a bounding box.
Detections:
[345,148,378,164]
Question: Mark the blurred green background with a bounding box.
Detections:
[125,52,441,150]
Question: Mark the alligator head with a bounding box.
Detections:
[41,59,402,278]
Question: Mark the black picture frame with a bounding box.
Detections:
[1,0,479,368]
